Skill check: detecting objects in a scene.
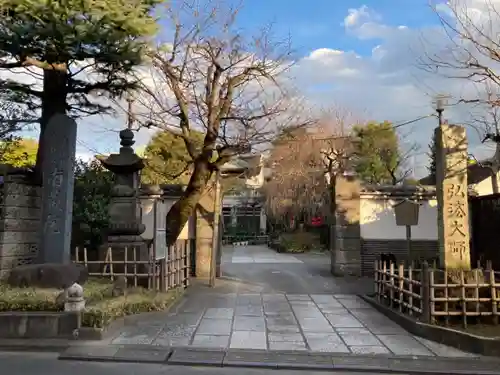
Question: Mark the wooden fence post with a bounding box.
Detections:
[421,261,431,323]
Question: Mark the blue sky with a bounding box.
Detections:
[19,0,495,178]
[223,0,439,57]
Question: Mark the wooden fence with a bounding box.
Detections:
[374,260,500,327]
[73,240,191,292]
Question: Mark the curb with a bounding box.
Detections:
[0,339,70,353]
[56,346,500,374]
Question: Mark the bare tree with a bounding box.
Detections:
[264,108,358,248]
[135,0,310,244]
[422,1,500,97]
[466,100,500,192]
[264,127,324,227]
[420,1,500,191]
[421,2,500,160]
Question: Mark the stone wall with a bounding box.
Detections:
[0,174,41,280]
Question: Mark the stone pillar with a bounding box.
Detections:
[230,206,237,226]
[98,129,148,265]
[38,114,77,264]
[259,207,267,234]
[139,185,165,258]
[435,125,471,270]
[0,172,41,280]
[331,176,361,276]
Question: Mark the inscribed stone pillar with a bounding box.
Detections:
[38,114,77,264]
[435,125,471,270]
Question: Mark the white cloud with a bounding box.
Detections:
[288,1,500,177]
[6,1,500,178]
[343,5,380,28]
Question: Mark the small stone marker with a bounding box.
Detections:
[435,124,471,270]
[39,114,77,264]
[112,275,127,297]
[64,282,85,312]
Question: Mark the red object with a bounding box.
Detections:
[311,216,323,226]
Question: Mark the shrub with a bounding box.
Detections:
[0,280,112,312]
[0,278,183,328]
[82,289,180,328]
[278,231,323,253]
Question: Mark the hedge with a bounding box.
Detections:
[0,279,182,328]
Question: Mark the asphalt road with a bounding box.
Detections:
[0,351,401,375]
[218,246,373,295]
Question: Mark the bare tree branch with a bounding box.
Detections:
[131,0,312,245]
[263,107,359,224]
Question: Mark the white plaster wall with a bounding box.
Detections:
[360,197,438,240]
[471,177,498,196]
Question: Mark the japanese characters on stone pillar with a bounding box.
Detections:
[435,124,471,270]
[39,114,77,264]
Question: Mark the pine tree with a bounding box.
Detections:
[0,0,162,181]
[427,132,437,184]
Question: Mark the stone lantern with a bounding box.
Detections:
[97,129,148,262]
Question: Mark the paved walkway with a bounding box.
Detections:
[108,246,477,358]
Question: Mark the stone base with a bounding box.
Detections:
[330,250,361,277]
[195,237,213,279]
[0,312,80,339]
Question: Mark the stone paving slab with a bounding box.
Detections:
[223,350,335,370]
[168,348,225,366]
[108,292,479,359]
[59,345,171,363]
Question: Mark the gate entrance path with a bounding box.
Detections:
[108,246,476,358]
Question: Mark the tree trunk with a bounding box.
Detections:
[33,67,68,185]
[165,158,213,246]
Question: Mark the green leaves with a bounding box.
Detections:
[142,130,204,185]
[353,121,401,184]
[427,131,437,181]
[72,159,114,249]
[0,138,37,167]
[0,0,162,118]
